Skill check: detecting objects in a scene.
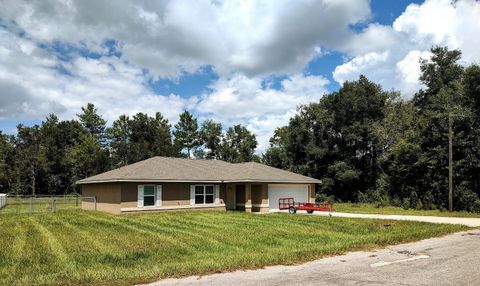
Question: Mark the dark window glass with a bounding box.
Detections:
[193,185,216,204]
[205,186,214,194]
[144,186,155,196]
[195,195,204,204]
[144,196,155,206]
[195,185,204,195]
[205,194,214,204]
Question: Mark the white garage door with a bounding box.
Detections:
[268,184,309,210]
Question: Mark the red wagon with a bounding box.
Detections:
[278,198,334,215]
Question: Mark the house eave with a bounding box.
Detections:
[76,179,225,185]
[77,178,321,185]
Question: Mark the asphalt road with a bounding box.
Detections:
[146,229,480,286]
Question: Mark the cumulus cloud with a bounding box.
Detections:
[0,0,370,78]
[197,73,328,120]
[0,79,66,119]
[0,30,190,123]
[0,24,329,151]
[0,0,368,152]
[2,0,480,154]
[196,73,329,150]
[246,111,298,152]
[333,0,480,97]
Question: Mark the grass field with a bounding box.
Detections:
[334,203,480,218]
[0,210,468,286]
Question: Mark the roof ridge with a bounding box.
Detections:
[154,156,233,164]
[77,156,320,184]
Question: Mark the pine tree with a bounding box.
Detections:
[173,111,200,158]
[77,103,107,146]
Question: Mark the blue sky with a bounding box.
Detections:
[0,0,479,150]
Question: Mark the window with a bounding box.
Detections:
[144,185,155,206]
[194,185,215,205]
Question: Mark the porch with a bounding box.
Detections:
[225,183,269,212]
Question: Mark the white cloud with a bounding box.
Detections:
[2,0,480,154]
[0,26,329,151]
[0,0,370,78]
[395,50,432,96]
[393,0,480,63]
[0,0,365,153]
[334,51,390,85]
[333,0,480,97]
[196,73,329,151]
[246,111,297,152]
[0,30,190,123]
[197,73,328,119]
[337,24,404,56]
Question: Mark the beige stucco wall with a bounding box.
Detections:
[81,183,122,214]
[309,183,316,203]
[121,182,227,208]
[251,183,268,212]
[251,183,268,204]
[81,181,316,214]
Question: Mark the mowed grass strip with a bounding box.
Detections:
[335,203,480,218]
[0,210,468,286]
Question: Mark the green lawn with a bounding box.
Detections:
[0,210,468,286]
[334,203,480,218]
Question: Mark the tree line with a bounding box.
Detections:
[0,106,258,195]
[1,46,480,212]
[264,47,480,212]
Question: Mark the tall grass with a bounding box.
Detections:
[0,210,467,285]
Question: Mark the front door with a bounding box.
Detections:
[235,184,245,210]
[226,184,236,210]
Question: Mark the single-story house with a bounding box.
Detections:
[77,156,320,214]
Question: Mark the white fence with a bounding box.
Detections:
[0,194,6,209]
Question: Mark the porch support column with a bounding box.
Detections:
[245,183,252,212]
[226,183,236,210]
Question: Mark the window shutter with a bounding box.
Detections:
[137,185,144,208]
[190,185,195,205]
[215,185,220,204]
[156,185,162,206]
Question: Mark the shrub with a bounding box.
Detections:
[415,200,424,210]
[422,191,436,210]
[316,193,335,204]
[390,195,402,207]
[409,191,420,209]
[356,191,369,204]
[454,186,480,212]
[473,200,480,213]
[356,189,390,207]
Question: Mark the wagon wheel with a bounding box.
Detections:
[307,210,314,214]
[288,206,297,214]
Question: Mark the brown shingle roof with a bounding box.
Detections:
[76,156,320,184]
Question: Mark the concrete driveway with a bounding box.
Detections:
[286,210,480,227]
[145,229,480,286]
